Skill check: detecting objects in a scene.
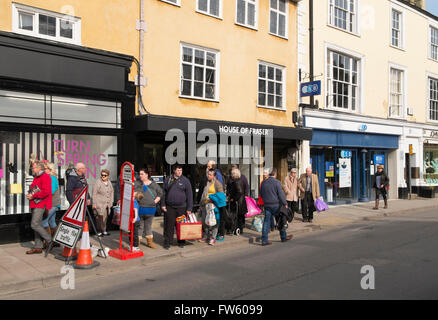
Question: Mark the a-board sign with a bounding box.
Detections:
[53,187,88,249]
[120,162,134,233]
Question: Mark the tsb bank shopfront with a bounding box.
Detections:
[305,112,402,205]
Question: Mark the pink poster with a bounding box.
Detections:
[0,169,3,179]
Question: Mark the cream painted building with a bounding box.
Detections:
[297,0,438,204]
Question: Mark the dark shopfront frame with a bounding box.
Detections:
[0,31,135,244]
[125,114,313,204]
[310,129,398,205]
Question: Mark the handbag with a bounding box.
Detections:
[314,197,329,212]
[205,203,217,227]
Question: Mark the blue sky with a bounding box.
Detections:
[427,1,438,16]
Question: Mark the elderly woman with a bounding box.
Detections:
[42,162,60,242]
[229,168,247,235]
[92,169,114,236]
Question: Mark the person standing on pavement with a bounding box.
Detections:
[41,162,60,242]
[229,168,247,235]
[200,168,224,245]
[26,161,53,254]
[298,167,320,223]
[92,169,114,237]
[282,168,299,222]
[226,164,249,197]
[197,160,224,204]
[66,162,91,206]
[161,165,193,250]
[373,165,390,210]
[132,192,143,252]
[134,168,162,248]
[259,168,292,246]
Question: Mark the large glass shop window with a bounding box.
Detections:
[0,132,117,215]
[424,145,438,184]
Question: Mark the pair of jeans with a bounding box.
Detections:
[262,205,287,244]
[31,207,52,249]
[133,221,140,247]
[42,207,58,228]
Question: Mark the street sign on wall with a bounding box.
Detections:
[300,81,321,97]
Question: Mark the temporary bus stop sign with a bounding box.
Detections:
[109,162,143,260]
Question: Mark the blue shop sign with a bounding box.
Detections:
[340,150,352,158]
[374,155,385,165]
[300,81,321,97]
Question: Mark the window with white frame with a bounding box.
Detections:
[327,51,359,111]
[236,0,258,29]
[180,44,219,101]
[429,77,438,121]
[329,0,357,34]
[391,9,402,48]
[197,0,221,18]
[430,26,438,61]
[269,0,288,38]
[12,3,81,45]
[160,0,180,5]
[389,68,404,118]
[258,62,285,109]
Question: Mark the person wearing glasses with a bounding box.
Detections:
[92,169,114,236]
[42,162,61,245]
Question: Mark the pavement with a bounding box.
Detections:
[1,197,438,297]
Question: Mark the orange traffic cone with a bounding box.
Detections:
[55,246,78,261]
[73,221,100,269]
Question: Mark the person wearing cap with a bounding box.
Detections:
[282,168,299,222]
[373,165,389,210]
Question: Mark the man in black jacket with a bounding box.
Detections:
[373,165,389,210]
[161,165,193,249]
[66,162,90,206]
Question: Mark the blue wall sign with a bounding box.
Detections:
[340,150,352,158]
[374,155,385,165]
[300,81,321,97]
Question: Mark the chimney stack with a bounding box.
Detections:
[409,0,426,10]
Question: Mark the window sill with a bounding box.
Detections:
[268,32,288,40]
[179,95,220,103]
[327,24,360,38]
[235,22,258,31]
[196,10,223,21]
[160,0,181,7]
[428,57,438,63]
[257,105,286,112]
[390,44,405,52]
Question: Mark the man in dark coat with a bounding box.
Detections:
[66,162,90,206]
[373,165,389,210]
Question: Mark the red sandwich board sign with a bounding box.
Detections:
[53,187,88,249]
[109,162,143,260]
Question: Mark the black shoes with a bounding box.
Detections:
[262,242,273,246]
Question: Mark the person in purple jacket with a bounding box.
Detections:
[161,165,193,250]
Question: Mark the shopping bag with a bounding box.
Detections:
[252,215,263,233]
[314,197,329,212]
[112,206,121,225]
[245,196,262,218]
[205,203,217,227]
[176,222,203,240]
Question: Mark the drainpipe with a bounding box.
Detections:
[309,0,314,108]
[137,0,146,115]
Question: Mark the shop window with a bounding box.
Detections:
[424,146,438,184]
[0,90,121,129]
[0,132,117,215]
[12,3,81,45]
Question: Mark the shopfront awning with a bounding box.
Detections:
[311,129,399,149]
[127,114,313,141]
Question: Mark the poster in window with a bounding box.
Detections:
[339,158,351,188]
[325,161,334,177]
